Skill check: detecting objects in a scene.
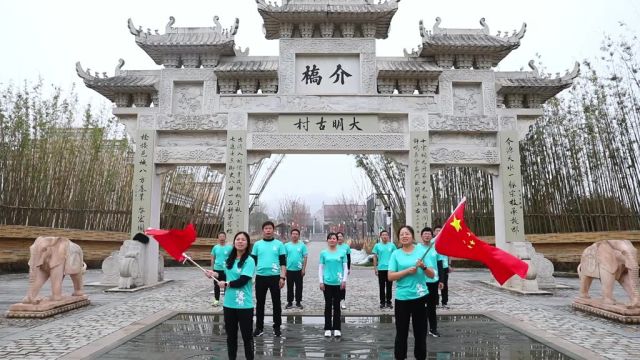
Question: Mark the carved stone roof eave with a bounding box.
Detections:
[377,60,442,79]
[76,62,158,101]
[497,62,580,101]
[256,0,399,39]
[128,17,238,65]
[214,60,278,79]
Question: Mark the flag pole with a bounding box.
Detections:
[182,253,220,284]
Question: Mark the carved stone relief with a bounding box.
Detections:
[430,133,497,148]
[156,133,226,147]
[228,112,247,130]
[138,114,155,129]
[409,113,428,131]
[429,114,498,132]
[249,134,406,151]
[172,83,203,115]
[429,147,499,164]
[155,147,225,164]
[452,83,483,116]
[249,115,279,133]
[156,114,227,130]
[439,70,496,116]
[379,117,406,133]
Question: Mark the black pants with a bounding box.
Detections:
[224,307,254,360]
[255,275,282,330]
[323,284,342,330]
[213,271,226,301]
[426,282,439,332]
[440,271,449,305]
[340,287,346,301]
[378,270,392,305]
[286,270,303,304]
[394,296,427,360]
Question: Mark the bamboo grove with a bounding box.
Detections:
[1,34,639,237]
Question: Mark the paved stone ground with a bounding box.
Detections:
[0,241,638,359]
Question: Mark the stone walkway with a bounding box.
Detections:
[0,241,637,359]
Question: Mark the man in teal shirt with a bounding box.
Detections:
[251,221,286,337]
[284,228,308,309]
[372,230,397,309]
[336,232,351,309]
[210,231,232,306]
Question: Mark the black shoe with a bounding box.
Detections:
[285,302,293,309]
[274,327,282,337]
[380,304,385,309]
[296,302,304,309]
[253,329,264,337]
[429,330,441,338]
[386,302,393,309]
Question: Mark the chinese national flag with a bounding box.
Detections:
[145,224,197,262]
[434,198,528,285]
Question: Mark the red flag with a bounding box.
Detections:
[146,224,197,262]
[434,198,529,285]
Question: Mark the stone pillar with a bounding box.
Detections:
[494,128,538,291]
[223,130,248,236]
[409,132,432,230]
[130,120,162,286]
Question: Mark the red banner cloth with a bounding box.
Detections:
[434,198,529,285]
[146,224,197,262]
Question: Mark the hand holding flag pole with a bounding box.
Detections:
[434,197,529,285]
[144,224,219,283]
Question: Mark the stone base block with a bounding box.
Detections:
[572,298,640,323]
[6,296,90,318]
[482,281,553,295]
[104,279,173,293]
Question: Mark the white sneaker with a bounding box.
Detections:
[340,301,346,310]
[333,330,342,337]
[212,299,220,307]
[324,330,332,337]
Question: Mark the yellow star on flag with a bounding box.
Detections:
[450,215,462,232]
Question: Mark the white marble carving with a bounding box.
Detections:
[173,83,203,115]
[118,240,144,289]
[155,147,225,164]
[228,112,247,130]
[453,83,483,116]
[430,133,498,147]
[138,115,155,129]
[379,117,406,133]
[249,134,406,151]
[100,251,123,286]
[249,116,279,132]
[430,114,498,132]
[429,147,499,164]
[526,242,555,289]
[156,114,227,130]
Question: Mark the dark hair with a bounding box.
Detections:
[327,232,338,240]
[226,231,251,270]
[262,221,275,230]
[433,224,442,231]
[379,230,389,236]
[398,225,415,240]
[336,231,344,237]
[420,227,433,236]
[217,231,227,237]
[290,228,300,235]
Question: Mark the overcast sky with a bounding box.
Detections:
[2,0,639,214]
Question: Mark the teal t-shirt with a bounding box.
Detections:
[284,241,308,271]
[388,247,429,300]
[251,239,286,276]
[338,243,351,256]
[211,244,232,271]
[223,257,256,309]
[320,249,347,286]
[417,242,439,283]
[372,242,397,270]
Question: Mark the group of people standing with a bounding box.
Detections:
[207,221,450,360]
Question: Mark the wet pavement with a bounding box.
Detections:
[0,241,637,359]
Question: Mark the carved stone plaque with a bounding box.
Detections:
[452,83,483,116]
[172,82,203,115]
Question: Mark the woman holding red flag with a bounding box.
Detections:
[388,225,435,360]
[208,231,255,360]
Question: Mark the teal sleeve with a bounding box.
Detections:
[279,242,286,255]
[251,243,258,256]
[320,252,325,264]
[242,258,256,277]
[303,244,308,256]
[388,253,398,272]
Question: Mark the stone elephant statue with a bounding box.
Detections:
[22,236,86,304]
[577,240,639,307]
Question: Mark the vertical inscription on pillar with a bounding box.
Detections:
[224,131,247,236]
[410,132,431,228]
[500,130,525,242]
[131,130,155,237]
